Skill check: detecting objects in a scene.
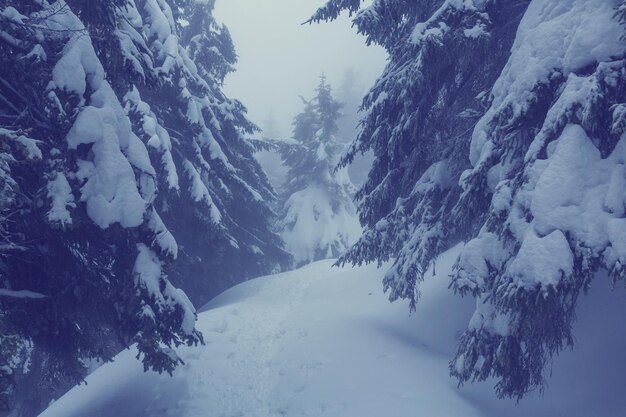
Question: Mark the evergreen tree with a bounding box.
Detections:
[0,0,288,414]
[0,2,202,413]
[311,0,527,309]
[278,77,360,266]
[309,0,626,399]
[449,0,626,399]
[121,0,290,307]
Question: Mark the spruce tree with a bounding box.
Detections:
[0,2,203,413]
[0,0,288,413]
[278,77,360,266]
[122,0,290,307]
[449,0,626,399]
[308,0,626,399]
[311,0,527,309]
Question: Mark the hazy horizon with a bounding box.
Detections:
[214,0,387,139]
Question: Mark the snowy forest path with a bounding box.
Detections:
[40,253,490,417]
[186,263,323,417]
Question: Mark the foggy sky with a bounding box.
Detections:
[213,0,387,138]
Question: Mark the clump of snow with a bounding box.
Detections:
[412,160,454,194]
[182,160,222,223]
[134,244,164,299]
[280,182,361,265]
[1,6,26,24]
[468,294,511,337]
[469,0,626,167]
[506,230,573,290]
[133,244,196,335]
[454,232,506,292]
[46,4,156,229]
[411,22,450,44]
[463,23,487,38]
[409,0,485,45]
[124,88,179,190]
[148,209,178,258]
[0,128,42,160]
[46,172,75,226]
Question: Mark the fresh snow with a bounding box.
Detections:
[0,289,47,299]
[134,244,197,336]
[39,246,626,417]
[470,0,626,167]
[46,172,75,225]
[280,182,361,265]
[46,2,154,230]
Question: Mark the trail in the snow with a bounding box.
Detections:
[183,266,318,417]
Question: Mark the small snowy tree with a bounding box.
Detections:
[278,77,361,266]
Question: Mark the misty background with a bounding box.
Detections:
[213,0,387,143]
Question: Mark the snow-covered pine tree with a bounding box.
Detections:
[1,0,292,409]
[121,0,290,306]
[311,0,528,306]
[313,0,626,399]
[450,0,626,399]
[0,1,199,413]
[278,77,360,266]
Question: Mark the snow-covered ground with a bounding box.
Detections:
[39,246,626,417]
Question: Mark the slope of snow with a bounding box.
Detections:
[39,246,626,417]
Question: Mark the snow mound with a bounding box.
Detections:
[281,182,361,266]
[39,246,626,417]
